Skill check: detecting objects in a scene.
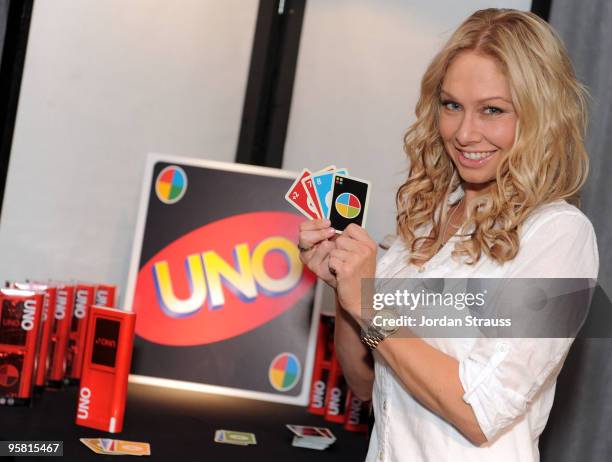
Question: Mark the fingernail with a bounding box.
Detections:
[328,228,336,234]
[324,219,331,226]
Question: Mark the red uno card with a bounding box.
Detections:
[301,165,336,220]
[285,169,319,220]
[301,175,322,219]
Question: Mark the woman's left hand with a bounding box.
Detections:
[328,224,378,321]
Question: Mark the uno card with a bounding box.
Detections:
[301,165,336,220]
[80,438,108,455]
[312,169,348,219]
[214,429,257,446]
[328,174,370,231]
[97,438,151,455]
[286,424,335,450]
[286,424,335,442]
[285,169,318,219]
[291,435,330,450]
[115,440,151,456]
[301,176,322,219]
[316,427,336,440]
[100,438,114,452]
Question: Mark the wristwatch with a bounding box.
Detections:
[360,307,400,350]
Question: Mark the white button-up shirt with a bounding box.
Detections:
[366,191,599,462]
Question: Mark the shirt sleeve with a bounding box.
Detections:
[458,210,599,442]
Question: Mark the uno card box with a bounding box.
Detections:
[46,285,75,388]
[308,314,335,415]
[95,285,117,308]
[0,288,44,406]
[36,287,57,389]
[76,306,136,433]
[344,390,370,433]
[65,284,96,382]
[12,283,57,390]
[324,346,349,424]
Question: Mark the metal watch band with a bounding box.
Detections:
[360,327,385,351]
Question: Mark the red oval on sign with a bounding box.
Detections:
[131,211,315,346]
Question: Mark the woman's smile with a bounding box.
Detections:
[455,147,498,167]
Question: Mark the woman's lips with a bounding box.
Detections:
[456,148,497,167]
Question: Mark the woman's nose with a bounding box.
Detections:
[455,112,482,145]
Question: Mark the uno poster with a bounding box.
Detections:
[124,153,321,405]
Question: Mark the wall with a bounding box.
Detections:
[0,0,258,302]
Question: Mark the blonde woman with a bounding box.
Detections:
[298,8,599,462]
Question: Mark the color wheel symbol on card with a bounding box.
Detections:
[268,352,300,392]
[334,192,362,219]
[155,165,188,204]
[0,364,19,388]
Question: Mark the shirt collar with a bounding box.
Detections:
[448,183,465,205]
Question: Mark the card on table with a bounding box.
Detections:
[80,438,108,455]
[328,174,370,231]
[291,435,332,450]
[312,168,348,220]
[286,424,336,451]
[81,438,151,456]
[114,440,151,456]
[214,429,257,446]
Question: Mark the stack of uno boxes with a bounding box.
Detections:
[0,282,116,406]
[308,313,371,434]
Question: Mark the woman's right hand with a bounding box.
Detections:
[298,219,338,288]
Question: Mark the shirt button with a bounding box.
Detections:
[379,451,384,461]
[382,400,387,411]
[418,266,426,273]
[497,342,509,353]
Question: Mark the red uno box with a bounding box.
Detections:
[36,287,57,389]
[0,288,44,405]
[344,389,370,433]
[75,306,136,433]
[94,285,117,308]
[46,285,75,387]
[307,314,335,415]
[324,345,348,423]
[13,283,57,390]
[66,284,96,381]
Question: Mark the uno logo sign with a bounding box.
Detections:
[311,380,326,409]
[347,396,363,424]
[133,211,315,346]
[74,289,89,319]
[21,300,37,331]
[55,291,68,320]
[77,387,91,420]
[327,387,343,416]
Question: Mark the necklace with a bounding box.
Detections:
[440,196,464,244]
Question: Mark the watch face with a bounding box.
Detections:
[374,308,400,336]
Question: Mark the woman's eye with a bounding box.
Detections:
[441,100,461,111]
[483,106,503,115]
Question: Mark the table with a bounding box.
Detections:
[0,382,370,461]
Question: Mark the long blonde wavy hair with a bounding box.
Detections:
[396,8,589,266]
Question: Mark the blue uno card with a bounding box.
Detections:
[312,169,348,219]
